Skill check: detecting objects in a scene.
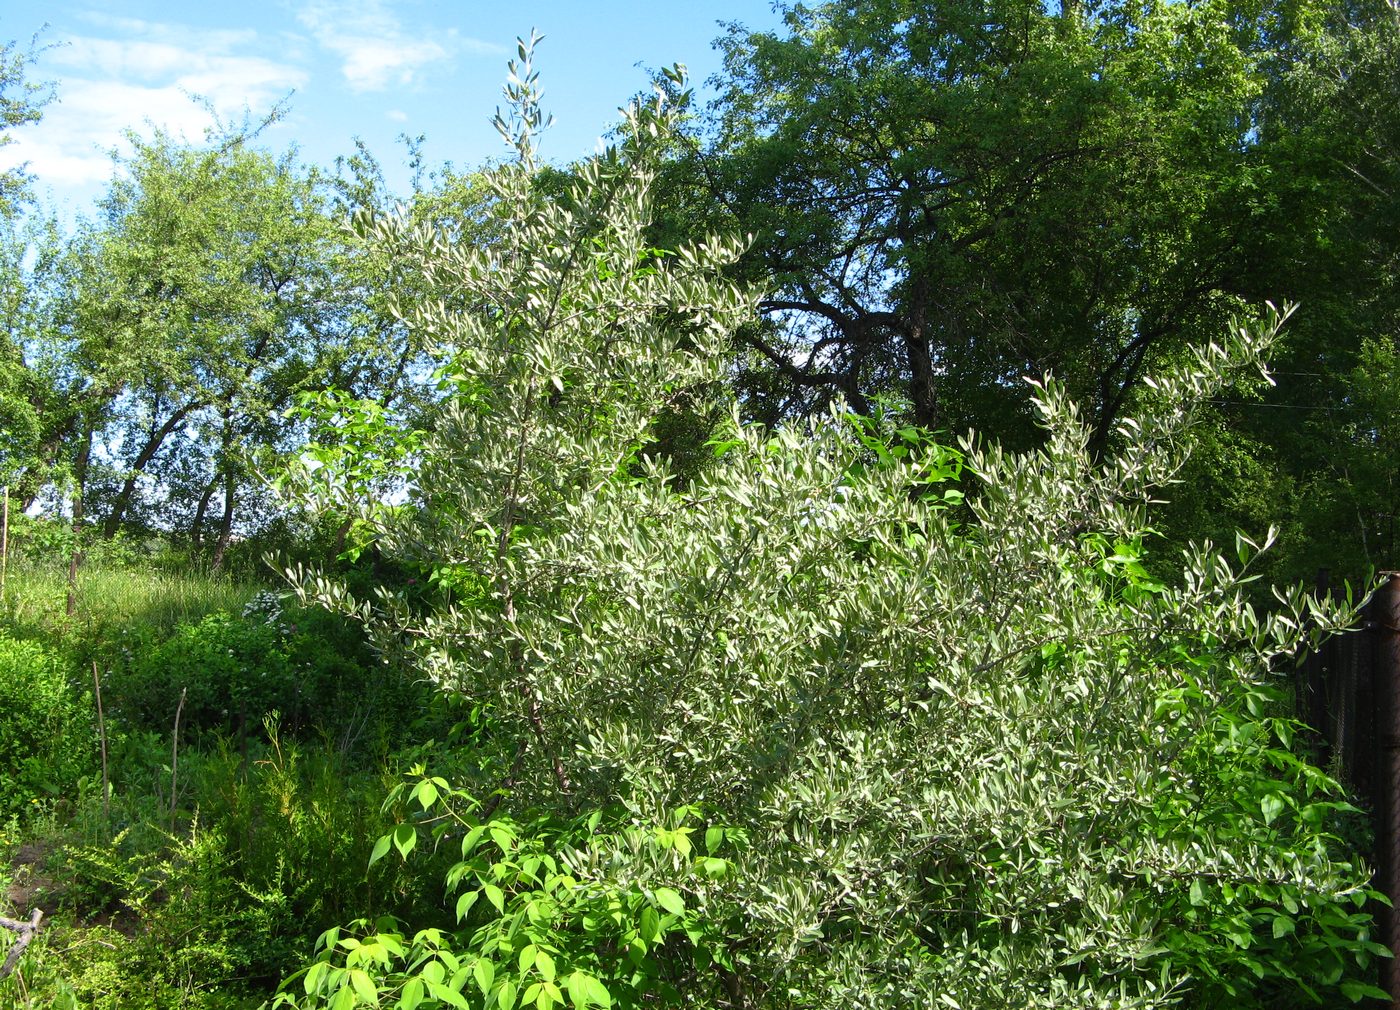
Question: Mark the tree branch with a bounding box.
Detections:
[0,908,43,981]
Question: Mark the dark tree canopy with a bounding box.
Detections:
[674,0,1309,455]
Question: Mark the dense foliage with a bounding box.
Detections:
[1,2,1398,1006]
[0,548,474,1009]
[270,54,1385,1009]
[0,632,90,819]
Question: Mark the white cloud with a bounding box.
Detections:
[74,11,258,49]
[386,109,408,122]
[0,17,306,206]
[297,0,501,93]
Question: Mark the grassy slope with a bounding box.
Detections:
[0,556,451,1010]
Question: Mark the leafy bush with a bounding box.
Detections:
[188,718,462,984]
[0,633,91,819]
[4,717,463,1010]
[107,611,295,737]
[104,602,442,750]
[280,51,1384,1010]
[38,822,267,1010]
[275,783,738,1010]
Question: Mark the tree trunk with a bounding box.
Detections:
[903,274,939,430]
[190,474,219,549]
[103,401,201,538]
[210,455,237,571]
[66,426,92,617]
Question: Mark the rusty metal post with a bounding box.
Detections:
[1372,572,1400,1006]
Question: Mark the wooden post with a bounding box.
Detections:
[1372,572,1400,1006]
[1,483,8,601]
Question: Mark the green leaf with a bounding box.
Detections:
[496,978,518,1010]
[427,982,469,1010]
[565,971,589,1009]
[462,825,487,857]
[349,969,379,1005]
[1188,879,1206,906]
[368,834,392,870]
[700,857,727,878]
[417,779,439,810]
[393,824,417,860]
[584,977,611,1009]
[398,978,425,1010]
[457,890,480,922]
[1341,980,1391,1002]
[535,950,556,983]
[474,958,496,995]
[653,887,685,916]
[640,906,661,943]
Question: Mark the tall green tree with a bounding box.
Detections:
[0,216,74,501]
[0,37,60,496]
[1157,0,1400,586]
[0,37,49,217]
[679,0,1306,452]
[47,128,415,561]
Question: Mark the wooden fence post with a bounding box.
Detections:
[1373,572,1400,1007]
[1,484,8,601]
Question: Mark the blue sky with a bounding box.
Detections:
[0,0,784,218]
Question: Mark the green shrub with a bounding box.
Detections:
[0,633,91,819]
[103,599,446,751]
[109,611,294,738]
[31,824,268,1010]
[280,59,1386,1008]
[187,718,460,985]
[275,787,738,1010]
[12,717,462,1006]
[280,600,450,752]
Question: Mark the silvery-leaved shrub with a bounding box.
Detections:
[276,39,1384,1010]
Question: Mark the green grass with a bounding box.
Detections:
[0,554,434,1009]
[1,555,263,641]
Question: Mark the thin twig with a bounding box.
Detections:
[170,686,187,833]
[92,661,109,833]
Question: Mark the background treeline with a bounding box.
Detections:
[1,0,1398,586]
[0,1,1398,1008]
